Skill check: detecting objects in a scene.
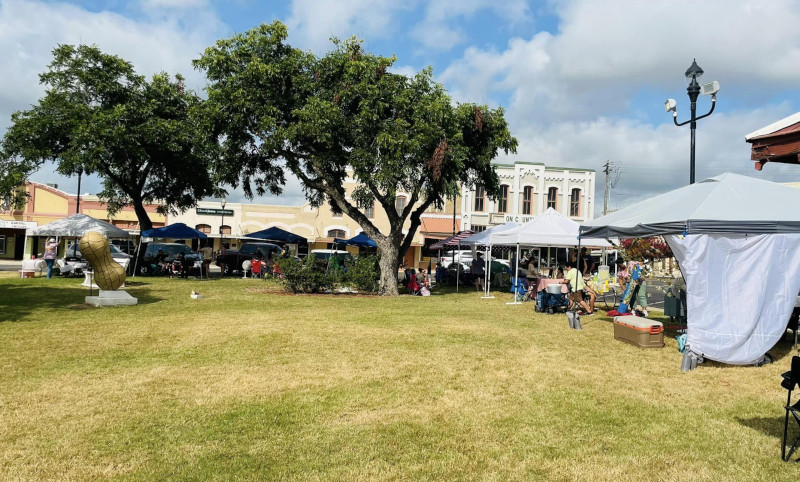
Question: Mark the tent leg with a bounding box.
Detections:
[456,249,460,292]
[506,244,522,305]
[482,244,494,299]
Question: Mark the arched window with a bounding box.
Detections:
[395,196,407,216]
[195,224,211,234]
[547,187,558,210]
[522,186,533,215]
[327,228,347,239]
[498,185,509,213]
[474,186,485,212]
[219,225,231,235]
[570,188,581,216]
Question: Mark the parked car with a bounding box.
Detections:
[140,243,202,275]
[111,239,137,255]
[216,242,282,275]
[311,249,353,269]
[63,242,133,275]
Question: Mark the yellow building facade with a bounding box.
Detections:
[0,182,166,259]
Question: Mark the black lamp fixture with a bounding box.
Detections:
[665,59,720,184]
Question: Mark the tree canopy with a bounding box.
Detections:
[195,21,517,294]
[1,44,221,230]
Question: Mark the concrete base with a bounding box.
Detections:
[85,290,138,307]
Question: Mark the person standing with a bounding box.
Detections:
[44,237,58,279]
[563,261,593,315]
[472,252,485,292]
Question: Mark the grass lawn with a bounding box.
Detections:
[0,272,797,481]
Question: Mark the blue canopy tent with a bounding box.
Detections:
[333,232,377,248]
[135,223,207,277]
[141,223,208,239]
[244,226,308,244]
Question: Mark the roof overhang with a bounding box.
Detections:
[746,113,800,170]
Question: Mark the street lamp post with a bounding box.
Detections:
[219,199,227,251]
[665,59,719,184]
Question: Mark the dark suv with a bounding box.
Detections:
[216,242,282,275]
[140,243,202,275]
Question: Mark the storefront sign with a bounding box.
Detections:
[504,215,533,223]
[0,219,36,229]
[197,208,233,216]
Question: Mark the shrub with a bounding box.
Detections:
[275,255,380,294]
[275,255,342,293]
[344,255,380,293]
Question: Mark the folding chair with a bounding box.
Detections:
[782,355,800,462]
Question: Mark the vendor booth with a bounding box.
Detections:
[492,209,612,304]
[580,173,800,368]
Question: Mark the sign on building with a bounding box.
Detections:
[197,208,234,216]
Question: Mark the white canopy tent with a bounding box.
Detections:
[461,221,518,298]
[581,173,800,366]
[491,209,613,303]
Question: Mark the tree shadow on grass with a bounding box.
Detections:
[0,278,164,322]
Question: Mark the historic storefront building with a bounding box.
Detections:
[460,162,596,232]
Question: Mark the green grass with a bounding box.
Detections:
[0,273,797,481]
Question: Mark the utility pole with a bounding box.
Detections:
[603,160,611,216]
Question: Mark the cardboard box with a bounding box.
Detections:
[613,316,664,348]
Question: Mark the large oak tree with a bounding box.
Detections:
[1,44,220,231]
[195,22,517,295]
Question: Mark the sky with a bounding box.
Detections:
[4,0,800,215]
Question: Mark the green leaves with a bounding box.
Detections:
[2,44,221,229]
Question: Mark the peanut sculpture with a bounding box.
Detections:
[78,231,126,291]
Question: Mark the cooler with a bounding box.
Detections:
[613,316,664,348]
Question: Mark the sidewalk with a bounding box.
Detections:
[0,259,22,272]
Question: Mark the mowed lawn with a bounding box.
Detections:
[0,273,797,481]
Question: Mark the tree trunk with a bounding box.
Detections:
[376,238,400,296]
[131,199,154,274]
[131,200,154,232]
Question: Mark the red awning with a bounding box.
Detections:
[430,230,475,250]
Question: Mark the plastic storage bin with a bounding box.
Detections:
[613,316,664,348]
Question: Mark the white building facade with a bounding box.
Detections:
[461,161,596,231]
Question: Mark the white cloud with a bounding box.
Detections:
[412,0,531,51]
[0,0,222,127]
[139,0,209,10]
[285,0,409,53]
[0,0,225,196]
[437,0,800,214]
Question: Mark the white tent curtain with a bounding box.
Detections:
[666,233,800,365]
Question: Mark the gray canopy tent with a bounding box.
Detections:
[581,173,800,368]
[25,213,131,258]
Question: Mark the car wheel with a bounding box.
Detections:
[224,264,233,276]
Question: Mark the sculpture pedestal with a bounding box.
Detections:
[82,271,99,289]
[85,289,138,307]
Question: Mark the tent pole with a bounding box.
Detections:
[132,237,142,277]
[456,245,460,292]
[506,243,522,305]
[482,243,494,299]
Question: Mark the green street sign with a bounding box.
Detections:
[197,208,233,215]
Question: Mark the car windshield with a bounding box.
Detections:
[161,245,194,255]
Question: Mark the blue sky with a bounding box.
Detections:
[3,0,800,214]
